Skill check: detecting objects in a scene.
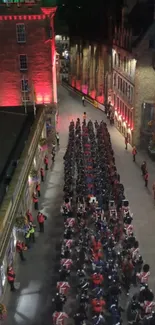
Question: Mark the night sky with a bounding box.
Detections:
[56,0,124,41]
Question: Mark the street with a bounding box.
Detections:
[3,85,155,324]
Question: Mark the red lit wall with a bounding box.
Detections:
[0,18,53,106]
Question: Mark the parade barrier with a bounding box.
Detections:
[62,81,105,111]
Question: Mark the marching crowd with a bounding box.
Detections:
[52,116,155,325]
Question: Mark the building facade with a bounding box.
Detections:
[69,40,112,105]
[0,0,57,107]
[112,25,136,144]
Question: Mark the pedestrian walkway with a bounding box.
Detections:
[3,85,155,324]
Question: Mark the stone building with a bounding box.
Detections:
[69,40,112,105]
[112,0,155,148]
[0,0,57,107]
[112,12,135,144]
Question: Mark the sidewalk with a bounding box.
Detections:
[2,104,69,324]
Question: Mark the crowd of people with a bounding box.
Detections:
[52,117,155,325]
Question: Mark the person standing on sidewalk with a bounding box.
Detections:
[141,161,147,176]
[29,222,35,243]
[37,212,46,233]
[82,95,85,106]
[26,210,33,223]
[125,136,128,150]
[25,228,31,249]
[44,155,48,170]
[7,266,16,291]
[56,132,60,146]
[40,167,44,182]
[144,171,149,187]
[36,182,41,197]
[16,241,26,261]
[132,146,137,162]
[32,192,38,210]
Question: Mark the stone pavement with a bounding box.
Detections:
[3,85,155,324]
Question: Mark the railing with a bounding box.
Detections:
[0,107,45,262]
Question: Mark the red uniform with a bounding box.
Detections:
[26,210,33,222]
[37,213,44,223]
[57,282,70,295]
[60,259,73,269]
[53,312,68,325]
[7,267,15,282]
[91,299,106,313]
[91,273,103,285]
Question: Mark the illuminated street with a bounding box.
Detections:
[3,85,155,324]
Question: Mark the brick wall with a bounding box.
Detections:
[0,19,53,107]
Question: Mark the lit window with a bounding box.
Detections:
[22,93,30,102]
[118,53,121,67]
[19,54,27,70]
[16,23,26,43]
[21,79,29,92]
[114,53,117,65]
[124,56,126,71]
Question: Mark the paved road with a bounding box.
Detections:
[3,85,155,324]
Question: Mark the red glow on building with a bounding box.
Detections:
[0,5,57,108]
[41,7,56,16]
[76,80,81,91]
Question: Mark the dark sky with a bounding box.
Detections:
[56,0,124,41]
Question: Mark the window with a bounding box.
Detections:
[118,53,121,67]
[122,102,125,117]
[21,79,29,92]
[125,82,127,96]
[125,106,127,120]
[114,94,116,107]
[19,54,27,70]
[124,56,126,71]
[120,100,122,115]
[149,40,154,48]
[117,97,119,111]
[114,53,117,66]
[118,76,120,90]
[131,87,133,103]
[22,93,30,102]
[113,73,116,87]
[123,81,125,94]
[16,23,26,43]
[128,60,131,75]
[128,85,131,99]
[120,78,122,92]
